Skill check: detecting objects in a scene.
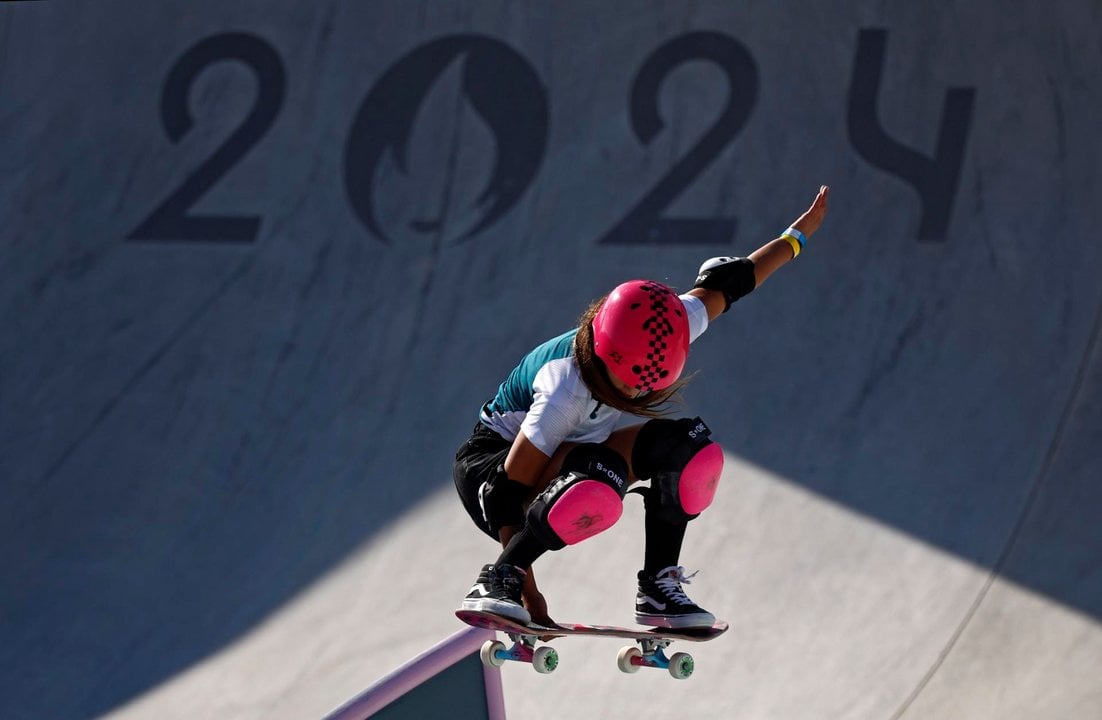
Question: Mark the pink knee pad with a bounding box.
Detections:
[545,479,624,545]
[678,443,724,515]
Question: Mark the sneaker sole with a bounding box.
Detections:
[461,597,531,625]
[635,612,716,629]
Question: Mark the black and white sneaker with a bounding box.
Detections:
[460,563,531,624]
[635,566,716,629]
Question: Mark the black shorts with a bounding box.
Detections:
[453,422,512,540]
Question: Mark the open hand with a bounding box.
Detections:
[791,185,829,237]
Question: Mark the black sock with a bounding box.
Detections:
[643,507,689,574]
[498,526,549,570]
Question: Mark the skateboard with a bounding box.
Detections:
[455,609,727,679]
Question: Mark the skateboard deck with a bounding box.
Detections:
[456,609,727,678]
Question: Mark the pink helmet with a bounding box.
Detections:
[591,280,690,393]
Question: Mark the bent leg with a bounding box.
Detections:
[632,417,724,521]
[495,443,630,571]
[629,417,725,571]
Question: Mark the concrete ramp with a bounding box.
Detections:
[1,2,1099,719]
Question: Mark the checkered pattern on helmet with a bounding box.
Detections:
[630,281,679,392]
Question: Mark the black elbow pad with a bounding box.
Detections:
[693,257,756,312]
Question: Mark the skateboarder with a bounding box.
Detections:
[455,186,830,629]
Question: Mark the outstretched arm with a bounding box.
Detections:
[689,185,830,321]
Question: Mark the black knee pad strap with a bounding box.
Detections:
[559,443,630,498]
[632,417,713,479]
[646,475,702,524]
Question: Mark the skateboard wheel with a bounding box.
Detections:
[532,646,558,674]
[668,651,694,679]
[480,640,507,668]
[617,646,642,674]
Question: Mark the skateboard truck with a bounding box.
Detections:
[481,631,560,674]
[616,638,695,679]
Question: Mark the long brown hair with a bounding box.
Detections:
[573,295,690,417]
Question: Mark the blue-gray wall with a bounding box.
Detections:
[1,2,1099,718]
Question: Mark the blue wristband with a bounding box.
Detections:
[782,227,807,248]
